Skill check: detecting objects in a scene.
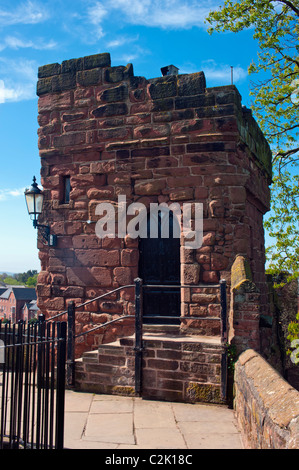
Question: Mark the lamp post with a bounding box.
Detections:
[24,176,57,247]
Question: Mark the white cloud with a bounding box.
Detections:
[86,2,108,39]
[72,1,216,46]
[8,188,26,197]
[82,0,218,34]
[0,80,18,103]
[104,0,215,29]
[201,60,248,84]
[0,35,57,52]
[106,34,139,48]
[114,43,151,64]
[87,2,108,25]
[106,38,123,48]
[176,59,248,85]
[0,58,37,103]
[110,0,151,17]
[0,79,35,103]
[62,1,108,43]
[0,1,49,27]
[0,187,26,202]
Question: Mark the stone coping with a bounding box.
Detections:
[234,349,299,448]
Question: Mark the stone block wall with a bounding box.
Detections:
[140,337,223,403]
[234,349,299,448]
[75,335,224,404]
[229,256,294,369]
[229,256,261,355]
[35,52,272,355]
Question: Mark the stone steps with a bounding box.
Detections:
[75,327,226,404]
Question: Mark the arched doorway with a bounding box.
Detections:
[139,208,181,325]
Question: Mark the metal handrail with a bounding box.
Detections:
[74,314,221,339]
[47,281,221,323]
[45,278,227,399]
[142,283,220,289]
[75,314,134,338]
[69,281,222,338]
[46,284,135,321]
[46,279,226,342]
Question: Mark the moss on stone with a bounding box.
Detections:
[231,255,253,290]
[186,382,223,404]
[111,385,136,396]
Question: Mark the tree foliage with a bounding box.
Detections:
[206,0,299,282]
[0,270,38,287]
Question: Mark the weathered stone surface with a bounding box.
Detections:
[38,90,73,111]
[231,255,252,289]
[187,142,225,153]
[151,98,174,112]
[38,62,61,78]
[235,350,299,448]
[77,68,102,87]
[52,72,77,93]
[134,179,166,195]
[83,53,111,70]
[149,76,177,100]
[99,85,128,103]
[177,72,206,96]
[92,103,128,117]
[104,64,133,83]
[61,58,84,74]
[53,132,86,148]
[37,77,53,96]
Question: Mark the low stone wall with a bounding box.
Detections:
[140,336,224,403]
[234,349,299,448]
[75,334,225,404]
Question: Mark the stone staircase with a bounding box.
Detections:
[74,325,226,404]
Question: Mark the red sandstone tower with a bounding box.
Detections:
[35,53,272,397]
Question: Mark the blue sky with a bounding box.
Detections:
[0,0,263,273]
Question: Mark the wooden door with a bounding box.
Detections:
[139,210,180,324]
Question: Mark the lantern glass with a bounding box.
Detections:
[24,177,44,220]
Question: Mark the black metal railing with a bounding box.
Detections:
[0,317,66,449]
[48,278,227,400]
[0,279,228,449]
[137,279,228,399]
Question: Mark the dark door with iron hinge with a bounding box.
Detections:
[139,210,181,325]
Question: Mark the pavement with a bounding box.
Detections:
[63,390,244,450]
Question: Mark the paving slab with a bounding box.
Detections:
[134,399,177,429]
[84,413,135,445]
[90,398,134,414]
[63,390,244,450]
[135,428,187,449]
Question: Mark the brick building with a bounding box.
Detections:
[22,299,39,322]
[0,287,37,323]
[35,53,273,402]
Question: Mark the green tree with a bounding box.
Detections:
[206,0,299,283]
[0,273,8,282]
[3,276,22,286]
[26,274,38,287]
[15,270,38,285]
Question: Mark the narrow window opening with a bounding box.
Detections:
[63,176,71,204]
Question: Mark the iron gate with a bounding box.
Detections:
[0,316,66,449]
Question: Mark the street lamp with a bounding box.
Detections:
[24,176,57,247]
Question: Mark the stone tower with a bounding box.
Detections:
[36,52,272,363]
